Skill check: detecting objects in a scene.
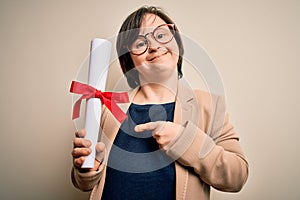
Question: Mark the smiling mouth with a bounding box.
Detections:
[148,52,168,61]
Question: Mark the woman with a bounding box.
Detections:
[71,6,248,200]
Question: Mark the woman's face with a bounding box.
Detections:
[130,14,180,84]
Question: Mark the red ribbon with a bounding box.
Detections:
[70,81,129,123]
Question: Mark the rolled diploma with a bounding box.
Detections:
[82,38,111,168]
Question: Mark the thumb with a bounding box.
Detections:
[95,142,106,163]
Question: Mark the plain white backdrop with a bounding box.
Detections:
[0,0,299,199]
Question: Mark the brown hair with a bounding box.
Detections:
[116,6,184,88]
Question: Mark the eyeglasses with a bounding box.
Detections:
[127,24,175,55]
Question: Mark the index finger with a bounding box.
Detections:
[134,122,161,132]
[75,129,86,138]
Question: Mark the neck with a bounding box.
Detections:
[133,74,178,104]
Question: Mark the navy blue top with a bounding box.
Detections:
[101,102,176,200]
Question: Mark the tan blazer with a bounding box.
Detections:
[72,81,249,200]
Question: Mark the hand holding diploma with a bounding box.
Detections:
[72,129,105,171]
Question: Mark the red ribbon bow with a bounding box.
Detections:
[70,81,129,123]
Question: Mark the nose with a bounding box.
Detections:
[147,39,161,53]
[145,33,161,53]
[148,45,160,53]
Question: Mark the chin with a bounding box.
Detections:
[141,67,177,83]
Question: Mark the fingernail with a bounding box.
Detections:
[134,126,140,132]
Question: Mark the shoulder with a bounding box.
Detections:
[177,80,225,109]
[193,89,213,105]
[192,89,225,112]
[192,89,227,136]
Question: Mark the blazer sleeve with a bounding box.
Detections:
[165,94,249,192]
[71,163,105,191]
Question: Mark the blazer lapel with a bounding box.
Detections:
[174,80,199,125]
[118,87,139,116]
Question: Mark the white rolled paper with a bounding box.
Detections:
[82,38,111,168]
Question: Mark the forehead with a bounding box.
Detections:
[139,14,166,33]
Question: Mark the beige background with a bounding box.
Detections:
[0,0,299,199]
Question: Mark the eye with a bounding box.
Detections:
[136,41,146,48]
[156,33,165,40]
[131,37,147,49]
[154,26,172,43]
